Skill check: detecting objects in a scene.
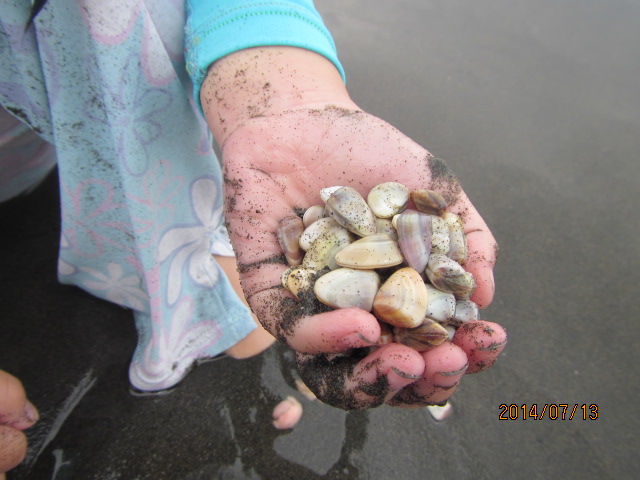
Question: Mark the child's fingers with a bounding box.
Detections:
[296,343,425,410]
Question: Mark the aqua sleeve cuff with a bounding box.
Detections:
[185,0,346,114]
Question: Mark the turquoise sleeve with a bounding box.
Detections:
[185,0,346,114]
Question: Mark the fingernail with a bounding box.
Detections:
[436,362,469,377]
[432,381,459,391]
[24,400,39,424]
[391,367,421,380]
[387,367,422,391]
[341,332,376,348]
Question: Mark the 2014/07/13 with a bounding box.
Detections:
[498,404,599,420]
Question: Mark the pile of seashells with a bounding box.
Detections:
[277,183,481,352]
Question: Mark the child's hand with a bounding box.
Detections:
[220,107,503,409]
[202,47,504,409]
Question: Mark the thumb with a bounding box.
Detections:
[0,371,39,431]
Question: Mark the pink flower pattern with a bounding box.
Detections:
[80,0,179,87]
[0,1,256,391]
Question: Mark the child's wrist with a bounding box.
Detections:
[200,46,357,146]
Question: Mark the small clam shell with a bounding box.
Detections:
[375,218,398,241]
[313,268,381,311]
[325,187,377,237]
[430,216,451,255]
[426,254,476,299]
[283,266,318,298]
[373,267,428,328]
[320,186,344,203]
[445,324,456,342]
[450,300,479,327]
[303,205,326,227]
[393,319,449,352]
[367,182,410,218]
[377,320,394,345]
[395,210,432,273]
[281,266,294,289]
[442,212,468,264]
[410,189,447,216]
[277,216,305,266]
[425,284,456,323]
[391,214,400,229]
[427,402,453,421]
[302,227,353,270]
[334,233,404,270]
[299,217,342,251]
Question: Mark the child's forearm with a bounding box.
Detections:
[200,46,357,147]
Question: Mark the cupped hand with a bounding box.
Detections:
[220,106,505,409]
[0,370,38,475]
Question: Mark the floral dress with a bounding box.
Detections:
[0,0,343,391]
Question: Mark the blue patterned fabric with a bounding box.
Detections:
[0,0,343,391]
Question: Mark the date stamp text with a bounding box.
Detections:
[498,404,599,420]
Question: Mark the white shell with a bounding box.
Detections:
[303,205,326,227]
[320,186,344,203]
[334,233,404,270]
[445,325,456,342]
[450,300,479,327]
[281,266,295,289]
[442,212,468,264]
[425,284,456,323]
[313,268,381,311]
[299,217,342,251]
[324,187,377,237]
[367,182,410,218]
[426,402,453,421]
[282,266,317,298]
[302,227,353,270]
[375,218,398,241]
[430,216,451,255]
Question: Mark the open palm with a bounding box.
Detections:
[220,106,503,409]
